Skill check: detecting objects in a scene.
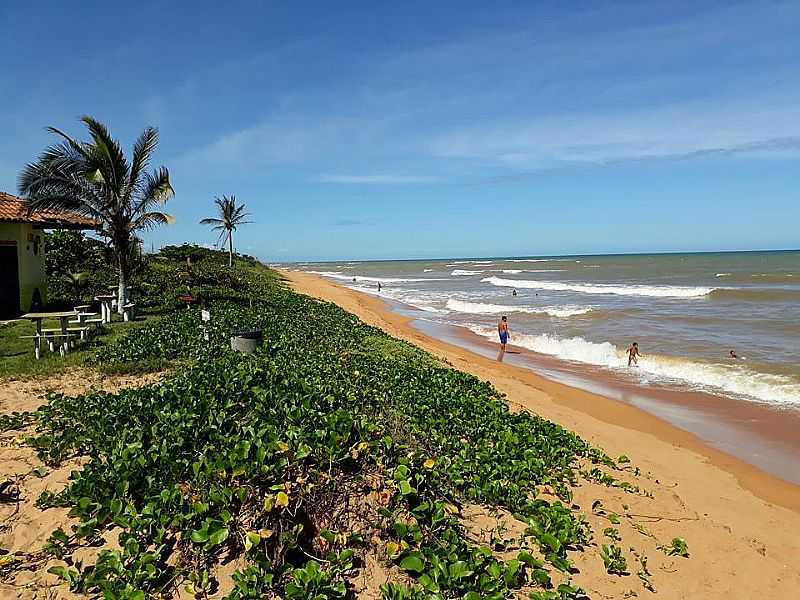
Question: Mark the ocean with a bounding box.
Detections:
[289,250,800,479]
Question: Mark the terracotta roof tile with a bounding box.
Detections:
[0,191,97,228]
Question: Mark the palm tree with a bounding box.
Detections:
[63,271,90,301]
[200,195,251,267]
[19,116,174,313]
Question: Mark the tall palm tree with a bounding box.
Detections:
[200,195,251,267]
[19,116,174,313]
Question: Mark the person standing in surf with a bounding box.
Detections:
[497,316,509,362]
[627,342,641,366]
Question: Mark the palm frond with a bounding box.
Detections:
[81,115,129,194]
[132,211,175,231]
[45,126,91,158]
[129,127,159,194]
[133,167,173,217]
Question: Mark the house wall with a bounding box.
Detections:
[0,222,47,312]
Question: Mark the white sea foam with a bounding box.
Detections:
[423,268,433,272]
[310,271,446,283]
[447,299,591,317]
[500,269,566,274]
[451,269,483,276]
[446,260,495,267]
[467,326,800,406]
[481,276,715,298]
[507,258,574,263]
[715,273,731,277]
[351,286,450,314]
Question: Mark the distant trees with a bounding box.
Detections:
[19,116,174,312]
[200,195,251,267]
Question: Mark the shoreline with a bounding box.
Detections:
[282,270,800,515]
[284,269,800,597]
[416,316,800,486]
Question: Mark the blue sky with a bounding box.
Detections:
[1,1,798,261]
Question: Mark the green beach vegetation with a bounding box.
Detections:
[0,245,688,599]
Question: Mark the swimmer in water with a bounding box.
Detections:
[729,350,738,359]
[627,342,641,367]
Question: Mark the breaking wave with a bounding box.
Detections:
[310,271,447,283]
[451,269,483,276]
[482,276,715,298]
[501,269,566,274]
[447,299,591,317]
[467,326,800,406]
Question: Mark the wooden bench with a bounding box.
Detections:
[122,302,136,322]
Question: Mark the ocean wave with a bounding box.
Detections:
[501,269,566,274]
[447,260,495,266]
[423,268,433,272]
[709,287,800,301]
[451,269,483,276]
[310,271,447,283]
[351,286,450,314]
[507,258,575,263]
[715,272,795,283]
[447,299,591,317]
[481,276,715,298]
[467,326,800,406]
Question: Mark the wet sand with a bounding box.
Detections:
[282,269,800,599]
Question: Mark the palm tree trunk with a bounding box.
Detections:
[228,232,233,268]
[117,252,127,314]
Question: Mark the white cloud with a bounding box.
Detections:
[426,87,800,168]
[172,2,800,178]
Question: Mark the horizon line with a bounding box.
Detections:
[272,247,800,265]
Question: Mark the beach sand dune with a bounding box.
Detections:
[283,270,800,600]
[0,369,166,599]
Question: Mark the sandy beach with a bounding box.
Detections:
[283,269,800,599]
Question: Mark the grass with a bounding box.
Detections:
[0,316,155,379]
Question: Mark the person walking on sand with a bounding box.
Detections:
[627,342,641,367]
[497,316,509,362]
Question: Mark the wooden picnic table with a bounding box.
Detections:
[20,310,78,359]
[95,294,117,324]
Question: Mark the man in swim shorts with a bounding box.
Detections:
[627,342,641,366]
[497,316,509,361]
